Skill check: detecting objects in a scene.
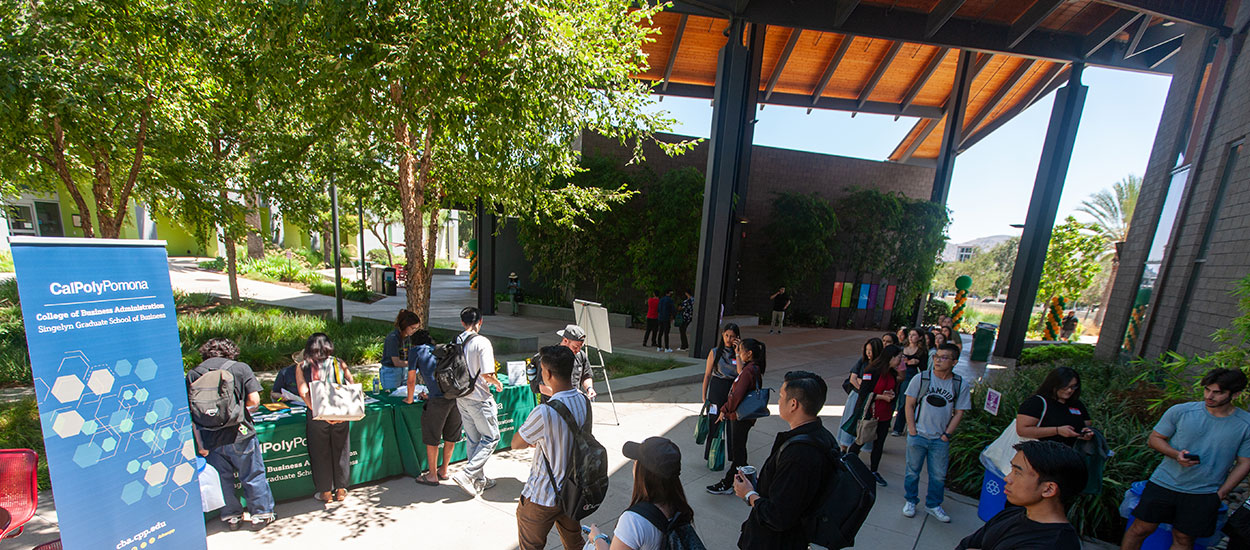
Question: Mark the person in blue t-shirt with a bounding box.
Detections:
[405,329,463,486]
[1122,368,1250,550]
[380,309,421,390]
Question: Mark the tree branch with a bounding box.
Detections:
[113,92,154,232]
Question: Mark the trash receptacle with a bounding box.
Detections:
[978,467,1008,521]
[382,267,396,296]
[971,322,997,362]
[369,265,386,293]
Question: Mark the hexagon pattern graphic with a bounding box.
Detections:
[72,442,103,468]
[121,480,144,505]
[80,419,97,435]
[52,410,85,439]
[150,398,172,419]
[134,359,157,381]
[87,369,115,395]
[58,354,89,376]
[171,462,194,486]
[114,359,133,377]
[167,487,189,511]
[180,439,195,460]
[51,374,85,403]
[144,462,168,486]
[102,437,117,452]
[135,388,149,403]
[126,460,140,474]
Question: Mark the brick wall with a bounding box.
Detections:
[581,132,936,319]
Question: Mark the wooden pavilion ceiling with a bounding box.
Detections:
[632,0,1222,164]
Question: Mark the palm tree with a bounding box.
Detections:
[1079,175,1141,326]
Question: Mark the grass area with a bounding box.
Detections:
[599,353,687,379]
[178,304,391,371]
[309,278,381,303]
[199,251,324,286]
[0,278,29,387]
[0,251,13,272]
[0,398,49,490]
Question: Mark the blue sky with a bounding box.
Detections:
[644,67,1171,243]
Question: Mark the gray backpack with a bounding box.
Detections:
[189,361,245,431]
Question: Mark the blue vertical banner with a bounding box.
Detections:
[11,237,207,550]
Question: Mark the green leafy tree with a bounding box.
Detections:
[1037,216,1104,307]
[1078,174,1140,325]
[261,0,687,323]
[933,238,1020,299]
[764,192,839,295]
[0,1,207,238]
[627,167,704,294]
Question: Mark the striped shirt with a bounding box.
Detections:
[519,389,590,507]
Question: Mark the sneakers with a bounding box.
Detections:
[768,330,774,334]
[224,516,243,531]
[890,430,904,437]
[451,471,478,497]
[475,477,497,492]
[872,472,888,487]
[902,502,916,518]
[250,514,274,530]
[706,480,734,495]
[664,348,673,353]
[656,347,663,352]
[926,506,951,523]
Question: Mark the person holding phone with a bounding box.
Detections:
[701,323,741,462]
[1121,368,1250,550]
[1015,367,1094,447]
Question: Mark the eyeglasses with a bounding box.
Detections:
[935,355,956,361]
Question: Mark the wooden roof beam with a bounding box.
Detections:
[1092,0,1226,30]
[894,52,991,159]
[960,59,1037,141]
[896,47,949,120]
[899,118,939,163]
[855,41,903,112]
[660,14,689,94]
[834,0,861,26]
[661,82,943,118]
[926,0,967,38]
[808,35,856,113]
[1008,0,1065,49]
[959,65,1068,152]
[1083,10,1142,57]
[763,28,802,102]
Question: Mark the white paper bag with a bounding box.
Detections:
[507,361,528,387]
[199,462,225,513]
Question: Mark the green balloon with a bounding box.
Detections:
[955,275,973,291]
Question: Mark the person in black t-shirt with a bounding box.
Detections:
[957,440,1086,550]
[1015,367,1093,447]
[187,338,276,530]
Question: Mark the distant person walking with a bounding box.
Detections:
[643,291,660,348]
[768,287,790,334]
[451,307,505,496]
[508,273,522,316]
[657,289,675,352]
[677,290,694,351]
[1060,311,1078,341]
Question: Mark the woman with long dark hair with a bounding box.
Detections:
[1015,366,1093,446]
[707,338,765,495]
[882,332,898,347]
[836,338,885,451]
[891,328,928,436]
[380,309,421,390]
[587,437,694,550]
[295,332,355,503]
[847,345,903,486]
[701,323,740,461]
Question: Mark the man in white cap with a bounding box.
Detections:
[530,324,597,401]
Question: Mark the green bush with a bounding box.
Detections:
[948,359,1166,542]
[238,252,323,285]
[957,307,1002,333]
[366,248,392,264]
[1018,343,1095,366]
[0,278,30,387]
[198,256,226,271]
[178,305,389,371]
[924,298,952,325]
[172,290,215,309]
[0,251,14,272]
[309,278,376,303]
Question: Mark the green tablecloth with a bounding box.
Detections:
[230,384,537,503]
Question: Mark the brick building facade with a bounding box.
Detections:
[1097,2,1250,360]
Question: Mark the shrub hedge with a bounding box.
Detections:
[1017,343,1096,366]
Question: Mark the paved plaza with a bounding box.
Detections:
[12,261,1019,550]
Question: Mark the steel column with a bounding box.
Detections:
[476,200,497,315]
[330,181,344,324]
[691,19,765,358]
[931,50,976,205]
[993,64,1087,360]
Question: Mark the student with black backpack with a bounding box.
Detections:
[512,345,605,550]
[449,307,504,496]
[186,338,275,531]
[587,436,704,550]
[734,371,841,550]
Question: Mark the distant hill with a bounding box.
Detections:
[941,235,1014,262]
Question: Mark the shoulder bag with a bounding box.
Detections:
[308,357,366,422]
[735,367,771,421]
[979,395,1046,476]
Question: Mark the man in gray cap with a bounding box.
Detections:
[530,324,597,401]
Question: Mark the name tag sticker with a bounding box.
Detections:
[1069,407,1082,415]
[863,374,873,381]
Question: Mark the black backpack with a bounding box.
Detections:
[779,435,876,549]
[627,502,707,550]
[188,361,246,431]
[542,396,609,520]
[432,333,479,398]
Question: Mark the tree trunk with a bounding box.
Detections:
[244,192,264,259]
[220,189,241,303]
[368,222,393,266]
[391,81,442,325]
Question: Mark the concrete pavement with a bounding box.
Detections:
[12,260,1011,550]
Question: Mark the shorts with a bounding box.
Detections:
[1133,481,1222,538]
[421,396,463,447]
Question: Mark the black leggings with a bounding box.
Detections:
[307,418,351,492]
[643,319,658,346]
[848,419,892,472]
[721,418,756,484]
[678,323,689,349]
[658,320,671,348]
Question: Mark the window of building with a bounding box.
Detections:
[957,246,974,262]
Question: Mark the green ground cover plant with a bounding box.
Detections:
[309,278,379,303]
[0,399,49,490]
[0,251,14,272]
[1018,343,1096,366]
[178,305,390,371]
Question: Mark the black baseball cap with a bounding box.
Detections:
[622,437,681,478]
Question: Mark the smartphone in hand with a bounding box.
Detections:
[1183,452,1202,463]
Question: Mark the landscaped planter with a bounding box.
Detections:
[496,301,633,328]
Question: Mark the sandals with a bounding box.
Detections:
[416,474,439,486]
[314,491,333,503]
[335,488,347,501]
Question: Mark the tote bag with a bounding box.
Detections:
[855,393,879,446]
[980,395,1046,476]
[736,367,771,421]
[695,401,711,445]
[707,421,726,471]
[309,357,366,422]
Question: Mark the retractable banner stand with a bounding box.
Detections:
[10,237,207,550]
